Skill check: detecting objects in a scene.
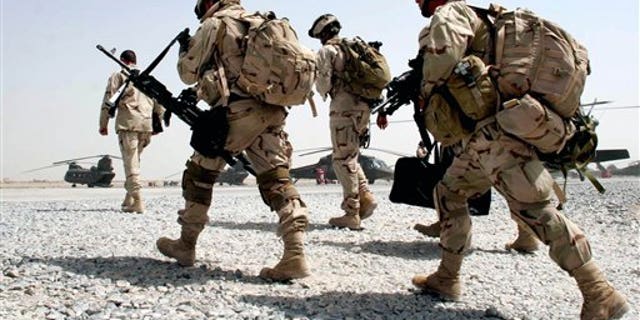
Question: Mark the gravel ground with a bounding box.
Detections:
[1,178,638,320]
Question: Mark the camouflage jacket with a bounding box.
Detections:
[100,67,164,133]
[419,0,491,98]
[177,0,248,104]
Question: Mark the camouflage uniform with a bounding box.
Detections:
[157,0,310,281]
[100,67,164,212]
[316,35,377,228]
[412,2,629,317]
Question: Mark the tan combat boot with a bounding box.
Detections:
[260,231,310,281]
[329,212,362,230]
[505,224,539,253]
[121,193,134,210]
[572,261,630,320]
[122,191,144,214]
[359,190,378,220]
[414,221,441,238]
[156,224,204,267]
[412,251,463,301]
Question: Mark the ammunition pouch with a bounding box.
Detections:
[190,107,230,158]
[182,160,220,206]
[257,167,300,211]
[389,156,491,216]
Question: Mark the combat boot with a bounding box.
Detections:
[156,224,204,267]
[412,251,463,301]
[414,221,441,238]
[359,190,378,220]
[571,261,630,320]
[260,231,310,281]
[122,191,144,214]
[329,212,362,230]
[505,224,539,253]
[120,193,134,210]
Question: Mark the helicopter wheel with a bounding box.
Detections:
[72,184,77,188]
[368,179,375,185]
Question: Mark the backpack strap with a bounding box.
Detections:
[467,5,498,65]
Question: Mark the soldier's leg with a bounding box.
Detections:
[412,150,491,301]
[492,132,629,318]
[118,131,143,213]
[356,165,378,220]
[329,116,362,229]
[240,107,310,281]
[156,154,225,266]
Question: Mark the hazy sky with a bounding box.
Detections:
[1,0,639,181]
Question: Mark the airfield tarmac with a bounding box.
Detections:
[1,179,638,319]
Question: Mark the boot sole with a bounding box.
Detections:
[418,287,460,302]
[610,301,631,319]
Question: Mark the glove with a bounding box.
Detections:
[177,28,191,53]
[163,111,172,127]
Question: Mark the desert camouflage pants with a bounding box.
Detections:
[179,99,308,236]
[117,130,151,194]
[436,122,592,272]
[330,106,370,215]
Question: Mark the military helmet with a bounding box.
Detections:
[308,14,341,39]
[195,0,219,19]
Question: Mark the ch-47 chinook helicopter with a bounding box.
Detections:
[23,155,121,187]
[289,147,400,184]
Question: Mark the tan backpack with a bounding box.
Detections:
[219,12,317,106]
[488,7,590,117]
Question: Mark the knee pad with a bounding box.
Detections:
[182,160,219,206]
[257,167,300,211]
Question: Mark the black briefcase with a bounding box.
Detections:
[389,157,491,216]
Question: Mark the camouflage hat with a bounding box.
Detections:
[308,14,341,38]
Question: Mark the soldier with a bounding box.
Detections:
[156,0,311,281]
[99,50,165,214]
[408,1,629,319]
[309,14,379,230]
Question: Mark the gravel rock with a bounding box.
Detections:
[1,180,638,319]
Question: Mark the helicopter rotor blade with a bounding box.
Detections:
[52,154,122,165]
[21,163,68,174]
[364,147,411,157]
[298,148,333,157]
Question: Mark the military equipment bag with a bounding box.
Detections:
[489,7,590,118]
[332,37,391,100]
[219,12,317,106]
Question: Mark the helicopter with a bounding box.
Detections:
[289,147,400,184]
[23,155,121,187]
[218,161,250,186]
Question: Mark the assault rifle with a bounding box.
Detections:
[370,55,423,115]
[97,29,256,175]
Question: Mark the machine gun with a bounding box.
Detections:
[370,55,423,115]
[97,29,255,175]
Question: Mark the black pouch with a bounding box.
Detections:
[189,108,230,158]
[389,156,491,216]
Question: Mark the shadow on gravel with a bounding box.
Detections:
[240,291,492,320]
[211,221,334,233]
[320,240,441,260]
[22,256,264,287]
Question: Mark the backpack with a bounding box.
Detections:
[219,12,317,106]
[471,6,601,192]
[332,37,391,100]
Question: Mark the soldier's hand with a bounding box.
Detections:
[177,28,191,53]
[99,127,108,136]
[376,113,388,130]
[163,111,172,127]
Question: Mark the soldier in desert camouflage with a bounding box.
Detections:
[405,1,630,319]
[309,14,379,231]
[156,0,312,282]
[99,49,165,214]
